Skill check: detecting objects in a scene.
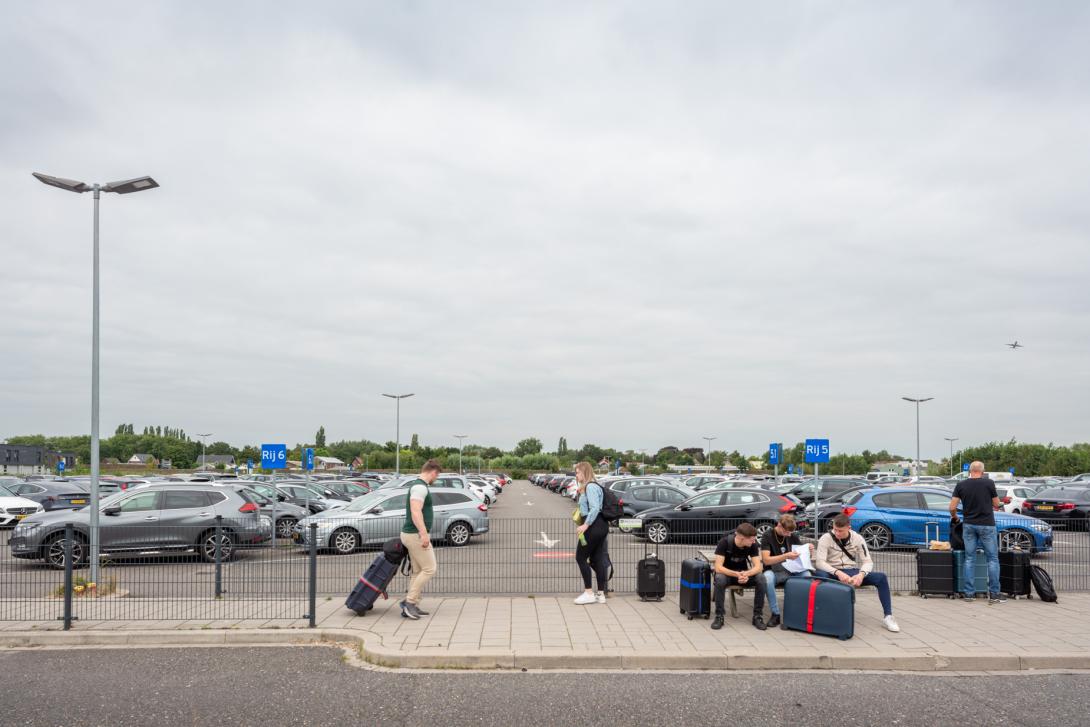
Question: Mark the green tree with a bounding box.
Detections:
[709,450,727,468]
[557,437,568,455]
[514,437,543,456]
[315,426,326,448]
[410,433,419,451]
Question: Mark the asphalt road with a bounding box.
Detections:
[3,646,1090,726]
[3,481,1088,604]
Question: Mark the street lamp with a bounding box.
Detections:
[382,393,414,474]
[901,396,934,478]
[196,433,212,470]
[702,436,717,471]
[944,437,959,476]
[454,435,468,474]
[33,171,159,586]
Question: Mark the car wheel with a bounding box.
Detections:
[646,520,670,545]
[446,521,472,547]
[44,533,87,570]
[199,530,235,563]
[999,529,1034,552]
[275,517,297,539]
[331,528,360,555]
[753,521,775,540]
[859,523,892,551]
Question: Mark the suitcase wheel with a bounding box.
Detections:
[687,615,693,620]
[680,607,685,615]
[837,635,849,641]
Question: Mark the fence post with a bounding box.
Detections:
[62,523,74,630]
[214,515,223,598]
[307,523,318,627]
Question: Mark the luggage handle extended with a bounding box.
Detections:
[924,521,940,544]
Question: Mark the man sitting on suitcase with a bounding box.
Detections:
[711,522,767,631]
[815,514,900,633]
[759,514,814,628]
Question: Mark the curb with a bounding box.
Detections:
[3,629,1088,672]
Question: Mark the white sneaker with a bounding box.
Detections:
[596,591,607,604]
[573,592,597,605]
[883,615,900,633]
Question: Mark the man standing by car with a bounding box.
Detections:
[815,514,900,632]
[399,459,442,620]
[950,460,1004,604]
[711,522,767,631]
[759,514,814,627]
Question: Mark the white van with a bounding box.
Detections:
[951,471,1014,483]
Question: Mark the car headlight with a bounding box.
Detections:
[35,505,45,513]
[14,521,41,534]
[1031,522,1051,532]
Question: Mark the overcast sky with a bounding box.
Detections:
[3,2,1088,459]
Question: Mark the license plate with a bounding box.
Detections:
[15,514,27,520]
[618,518,642,530]
[292,532,301,542]
[1036,505,1053,511]
[70,499,86,505]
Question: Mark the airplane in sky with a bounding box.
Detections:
[1006,341,1023,349]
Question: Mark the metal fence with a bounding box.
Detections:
[2,516,1086,627]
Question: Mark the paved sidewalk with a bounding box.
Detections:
[4,593,1090,671]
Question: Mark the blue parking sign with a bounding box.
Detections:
[57,460,65,473]
[769,443,781,465]
[962,462,969,472]
[261,444,287,470]
[804,439,830,464]
[788,464,794,474]
[304,448,315,471]
[1009,467,1015,475]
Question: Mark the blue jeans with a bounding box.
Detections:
[962,524,1000,596]
[818,569,893,617]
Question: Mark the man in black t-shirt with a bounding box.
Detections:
[759,514,814,627]
[950,461,1003,603]
[711,522,766,631]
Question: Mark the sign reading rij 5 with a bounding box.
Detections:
[261,444,287,470]
[804,439,830,464]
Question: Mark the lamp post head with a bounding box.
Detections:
[33,172,91,193]
[103,176,159,194]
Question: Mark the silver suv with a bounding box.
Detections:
[9,484,270,569]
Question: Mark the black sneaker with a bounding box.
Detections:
[399,600,420,620]
[414,605,430,615]
[752,615,767,631]
[711,614,724,630]
[767,613,781,628]
[959,593,977,602]
[988,593,1008,605]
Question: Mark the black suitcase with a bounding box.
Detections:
[999,550,1032,598]
[781,575,855,640]
[345,553,400,615]
[637,547,665,601]
[679,558,711,619]
[916,549,957,598]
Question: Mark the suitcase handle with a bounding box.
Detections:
[925,521,940,544]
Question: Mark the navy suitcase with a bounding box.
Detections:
[781,576,855,640]
[345,553,400,615]
[679,558,711,619]
[637,555,665,601]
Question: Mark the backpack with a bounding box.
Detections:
[593,482,624,522]
[1029,565,1057,602]
[382,538,407,565]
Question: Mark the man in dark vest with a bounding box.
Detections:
[399,459,442,619]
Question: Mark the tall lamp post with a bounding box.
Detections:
[702,436,717,471]
[33,171,159,586]
[382,393,414,474]
[454,434,468,474]
[944,437,959,477]
[196,433,212,470]
[901,396,934,478]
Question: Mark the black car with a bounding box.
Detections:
[608,477,673,494]
[6,481,94,510]
[318,480,371,501]
[787,477,869,506]
[629,488,803,544]
[1022,486,1090,530]
[616,482,696,517]
[248,482,329,514]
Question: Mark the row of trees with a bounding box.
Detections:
[7,427,1090,477]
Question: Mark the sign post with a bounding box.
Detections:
[261,444,287,544]
[304,447,315,484]
[805,439,831,537]
[769,443,781,477]
[57,460,66,475]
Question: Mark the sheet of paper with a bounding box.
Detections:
[782,544,813,574]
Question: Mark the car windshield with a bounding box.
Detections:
[0,484,15,496]
[343,492,399,513]
[1034,487,1088,499]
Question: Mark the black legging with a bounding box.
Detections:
[576,517,610,591]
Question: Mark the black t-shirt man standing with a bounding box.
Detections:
[950,461,1004,603]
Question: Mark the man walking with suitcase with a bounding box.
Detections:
[399,459,442,620]
[950,461,1005,604]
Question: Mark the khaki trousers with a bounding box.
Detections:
[400,531,437,605]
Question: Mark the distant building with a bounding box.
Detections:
[195,454,235,468]
[127,453,158,466]
[315,456,345,470]
[1,444,77,476]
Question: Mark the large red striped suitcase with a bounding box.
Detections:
[781,576,855,640]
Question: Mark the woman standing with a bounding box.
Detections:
[573,461,610,605]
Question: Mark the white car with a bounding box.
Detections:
[0,494,44,526]
[996,484,1042,514]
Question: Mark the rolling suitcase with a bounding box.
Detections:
[954,549,990,596]
[637,547,665,601]
[345,540,406,615]
[679,558,711,619]
[782,576,855,640]
[999,550,1032,598]
[916,549,957,598]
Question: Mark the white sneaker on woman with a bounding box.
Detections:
[883,615,901,633]
[596,591,607,604]
[573,592,597,605]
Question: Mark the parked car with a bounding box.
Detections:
[216,485,309,539]
[842,487,1052,553]
[293,487,488,553]
[786,477,869,506]
[615,482,696,517]
[625,488,803,544]
[682,475,728,490]
[9,484,271,568]
[1021,486,1090,530]
[0,491,44,527]
[996,484,1043,514]
[6,481,94,511]
[248,482,344,514]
